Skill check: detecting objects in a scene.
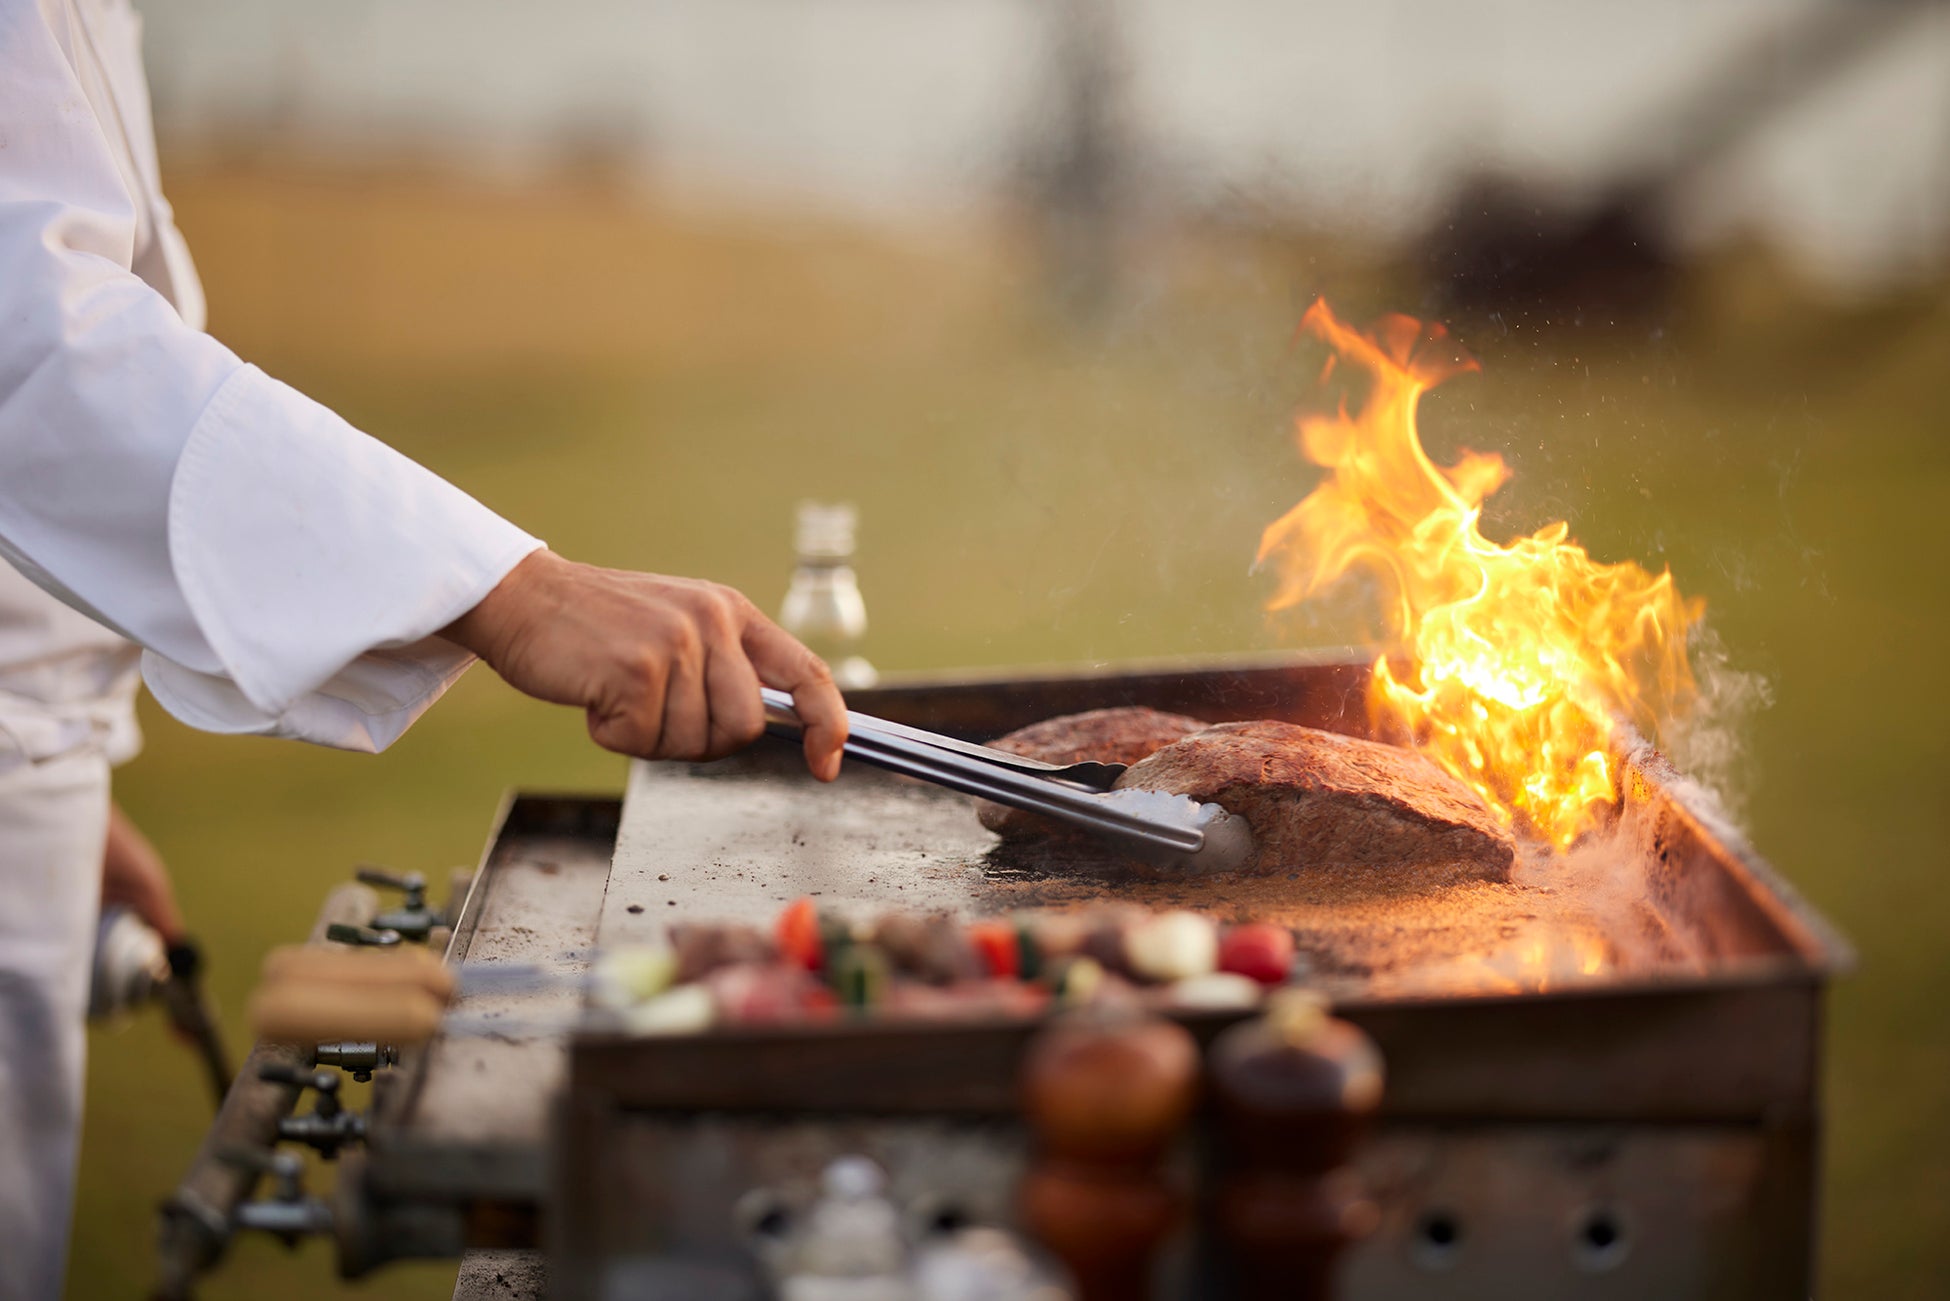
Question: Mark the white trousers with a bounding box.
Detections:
[0,750,110,1301]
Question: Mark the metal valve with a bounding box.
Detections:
[260,1064,366,1159]
[222,1148,333,1244]
[314,1041,398,1084]
[354,866,439,942]
[324,922,403,948]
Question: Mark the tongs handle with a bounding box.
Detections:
[759,689,1204,856]
[760,689,1126,791]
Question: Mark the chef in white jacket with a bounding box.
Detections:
[0,2,849,1296]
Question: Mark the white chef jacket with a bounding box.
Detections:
[0,0,544,758]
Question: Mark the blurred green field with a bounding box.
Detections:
[67,164,1950,1298]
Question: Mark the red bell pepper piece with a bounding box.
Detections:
[966,921,1019,979]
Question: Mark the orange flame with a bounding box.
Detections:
[1257,300,1703,847]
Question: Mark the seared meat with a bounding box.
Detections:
[978,707,1210,839]
[986,706,1213,768]
[1115,720,1515,886]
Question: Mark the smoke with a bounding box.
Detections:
[1662,620,1773,829]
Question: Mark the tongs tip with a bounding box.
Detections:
[1185,804,1255,874]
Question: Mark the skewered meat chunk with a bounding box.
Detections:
[669,921,772,983]
[977,707,1210,839]
[1114,720,1515,886]
[871,911,983,985]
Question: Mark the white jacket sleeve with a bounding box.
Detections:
[0,0,542,752]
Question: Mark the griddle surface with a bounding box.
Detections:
[600,750,1700,997]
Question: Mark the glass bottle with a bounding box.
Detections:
[780,501,878,690]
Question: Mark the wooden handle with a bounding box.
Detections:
[246,981,446,1045]
[258,944,457,1002]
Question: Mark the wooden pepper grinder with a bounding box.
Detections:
[1018,1008,1199,1301]
[1207,990,1384,1301]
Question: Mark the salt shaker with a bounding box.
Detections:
[780,501,877,690]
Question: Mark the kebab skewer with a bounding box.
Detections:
[245,901,1304,1046]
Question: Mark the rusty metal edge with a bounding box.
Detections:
[1620,736,1855,978]
[560,971,1821,1123]
[439,788,523,969]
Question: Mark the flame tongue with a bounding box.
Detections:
[1258,300,1703,847]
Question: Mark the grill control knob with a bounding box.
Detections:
[221,1148,333,1244]
[260,1064,366,1159]
[324,922,403,948]
[354,867,439,942]
[313,1041,398,1084]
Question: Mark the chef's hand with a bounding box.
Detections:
[101,803,186,945]
[443,550,848,780]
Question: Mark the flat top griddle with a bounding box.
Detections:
[598,653,1843,1001]
[375,654,1848,1203]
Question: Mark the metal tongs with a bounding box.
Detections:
[761,688,1253,873]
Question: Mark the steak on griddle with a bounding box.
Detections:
[977,707,1211,839]
[1115,720,1515,886]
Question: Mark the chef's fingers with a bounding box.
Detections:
[742,613,847,781]
[703,637,766,758]
[586,641,671,758]
[657,617,711,761]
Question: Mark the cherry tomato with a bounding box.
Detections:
[1218,922,1296,986]
[775,897,824,972]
